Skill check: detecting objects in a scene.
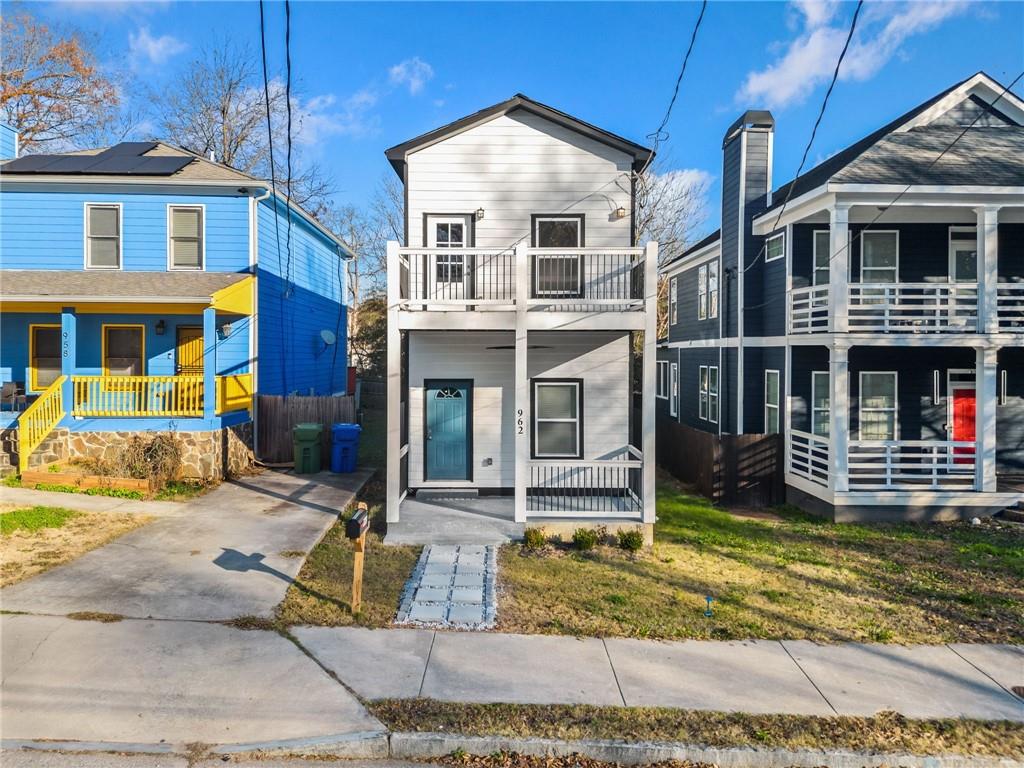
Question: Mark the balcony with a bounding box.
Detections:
[394,245,648,313]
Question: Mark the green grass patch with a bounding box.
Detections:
[83,487,145,500]
[33,482,79,494]
[275,474,420,627]
[153,480,212,502]
[368,699,1023,759]
[1,506,80,535]
[1,475,22,488]
[497,471,1024,643]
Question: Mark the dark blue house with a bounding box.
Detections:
[0,127,351,477]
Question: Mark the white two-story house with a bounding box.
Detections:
[384,95,657,541]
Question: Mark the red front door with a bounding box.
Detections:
[951,387,976,465]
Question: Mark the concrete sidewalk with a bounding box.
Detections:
[1,469,372,621]
[0,486,187,516]
[294,626,1024,721]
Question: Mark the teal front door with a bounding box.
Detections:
[425,380,471,481]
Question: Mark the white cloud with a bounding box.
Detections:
[129,26,187,66]
[738,1,970,109]
[388,57,435,95]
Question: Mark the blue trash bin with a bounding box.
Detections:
[330,423,362,473]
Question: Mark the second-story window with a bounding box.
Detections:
[765,232,785,263]
[813,230,831,286]
[433,220,465,283]
[708,261,719,319]
[669,277,678,324]
[697,264,707,320]
[533,214,583,298]
[169,206,204,270]
[861,231,898,284]
[85,204,121,269]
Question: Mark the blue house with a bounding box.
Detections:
[0,128,351,477]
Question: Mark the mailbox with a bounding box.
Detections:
[345,507,369,540]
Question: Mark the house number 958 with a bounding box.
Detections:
[517,409,524,435]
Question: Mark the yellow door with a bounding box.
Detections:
[176,327,204,375]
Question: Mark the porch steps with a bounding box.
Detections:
[0,426,69,477]
[415,488,480,502]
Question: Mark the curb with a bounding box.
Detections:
[388,731,1024,768]
[210,729,389,757]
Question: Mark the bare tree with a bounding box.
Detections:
[152,39,331,209]
[0,7,119,152]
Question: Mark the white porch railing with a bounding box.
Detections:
[848,440,976,491]
[997,282,1024,330]
[526,247,645,312]
[789,286,830,334]
[788,429,830,487]
[527,446,643,518]
[398,248,517,307]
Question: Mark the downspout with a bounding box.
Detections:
[249,185,271,460]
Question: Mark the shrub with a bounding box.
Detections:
[617,527,645,552]
[117,434,182,482]
[572,527,600,551]
[523,527,547,550]
[34,483,78,494]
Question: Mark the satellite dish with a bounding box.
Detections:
[320,329,337,346]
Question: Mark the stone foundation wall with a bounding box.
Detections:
[66,423,254,482]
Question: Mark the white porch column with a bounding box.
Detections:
[976,206,1000,334]
[514,241,530,524]
[386,240,402,523]
[641,242,658,524]
[976,345,999,493]
[829,342,850,493]
[828,205,850,334]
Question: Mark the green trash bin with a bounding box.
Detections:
[293,423,323,474]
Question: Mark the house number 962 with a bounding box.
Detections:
[517,409,524,435]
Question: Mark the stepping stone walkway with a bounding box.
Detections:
[396,545,497,629]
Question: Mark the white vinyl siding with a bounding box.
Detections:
[406,112,632,249]
[85,203,121,269]
[169,205,204,270]
[408,330,630,488]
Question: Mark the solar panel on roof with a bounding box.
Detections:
[25,155,104,173]
[1,155,66,172]
[96,142,159,157]
[131,156,193,174]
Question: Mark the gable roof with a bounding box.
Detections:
[385,93,654,177]
[762,71,1024,214]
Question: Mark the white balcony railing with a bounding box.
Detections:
[395,246,646,312]
[789,282,979,334]
[997,282,1024,330]
[788,429,830,487]
[848,440,976,491]
[527,446,643,518]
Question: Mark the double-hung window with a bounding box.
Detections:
[707,261,719,319]
[85,204,121,269]
[669,277,678,325]
[169,205,204,270]
[669,363,678,417]
[697,264,708,320]
[811,371,830,437]
[860,231,898,283]
[699,365,719,423]
[813,231,830,286]
[859,372,897,440]
[533,380,582,458]
[29,325,61,392]
[533,215,583,297]
[765,233,785,263]
[656,361,669,399]
[764,370,780,434]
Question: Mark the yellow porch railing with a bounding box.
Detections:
[216,374,254,414]
[18,375,66,473]
[71,375,204,418]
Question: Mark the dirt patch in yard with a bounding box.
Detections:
[0,507,150,586]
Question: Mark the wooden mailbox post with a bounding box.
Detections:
[345,501,370,613]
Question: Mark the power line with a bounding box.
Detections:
[284,0,295,291]
[743,0,863,277]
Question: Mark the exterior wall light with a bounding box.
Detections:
[614,207,628,220]
[475,208,485,221]
[219,322,233,339]
[155,319,166,336]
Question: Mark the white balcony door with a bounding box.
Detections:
[426,215,471,301]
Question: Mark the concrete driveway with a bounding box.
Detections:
[1,469,372,621]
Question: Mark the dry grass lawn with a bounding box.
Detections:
[498,473,1024,644]
[369,699,1024,759]
[0,504,150,586]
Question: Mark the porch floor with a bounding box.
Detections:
[386,495,523,546]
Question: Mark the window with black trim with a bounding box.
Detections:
[433,220,465,283]
[533,380,582,458]
[533,215,583,297]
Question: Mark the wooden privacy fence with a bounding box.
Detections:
[256,394,356,467]
[657,418,784,507]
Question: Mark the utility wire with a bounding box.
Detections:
[284,0,295,291]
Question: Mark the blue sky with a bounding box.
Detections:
[35,0,1024,236]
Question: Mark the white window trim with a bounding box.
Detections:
[708,365,719,425]
[656,360,669,399]
[764,369,780,434]
[858,371,899,441]
[669,363,678,417]
[533,380,582,459]
[697,264,708,320]
[765,232,785,263]
[708,260,719,319]
[669,277,678,325]
[699,364,719,424]
[166,203,206,271]
[83,202,123,270]
[948,225,978,284]
[812,229,830,286]
[811,370,830,437]
[859,230,899,284]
